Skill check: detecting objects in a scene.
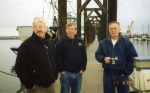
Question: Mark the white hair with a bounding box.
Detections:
[33,17,46,25]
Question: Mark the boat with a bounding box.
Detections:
[122,33,129,39]
[147,34,150,41]
[147,35,150,41]
[141,24,147,41]
[137,35,142,41]
[141,35,147,41]
[17,26,33,41]
[133,36,138,40]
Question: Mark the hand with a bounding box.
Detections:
[30,85,36,90]
[121,74,125,76]
[79,70,83,74]
[104,57,111,64]
[60,71,65,74]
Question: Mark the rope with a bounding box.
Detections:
[0,70,17,77]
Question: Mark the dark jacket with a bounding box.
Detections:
[95,33,138,76]
[56,35,87,73]
[15,32,58,89]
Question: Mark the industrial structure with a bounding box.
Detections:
[57,0,117,47]
[126,21,134,38]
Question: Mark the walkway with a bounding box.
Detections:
[55,40,104,93]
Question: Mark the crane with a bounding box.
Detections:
[126,21,134,38]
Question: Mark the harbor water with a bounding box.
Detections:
[0,40,22,93]
[0,39,150,93]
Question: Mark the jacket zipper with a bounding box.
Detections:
[41,39,54,80]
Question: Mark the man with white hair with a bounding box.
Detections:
[15,17,58,93]
[95,21,138,93]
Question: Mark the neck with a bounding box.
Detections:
[111,36,118,40]
[39,35,45,39]
[67,35,74,39]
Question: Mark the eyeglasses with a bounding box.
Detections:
[34,26,45,29]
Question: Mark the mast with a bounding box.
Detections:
[148,24,149,34]
[142,24,144,34]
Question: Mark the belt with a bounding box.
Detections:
[104,69,122,76]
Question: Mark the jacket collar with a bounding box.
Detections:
[32,32,51,42]
[106,32,124,42]
[63,34,80,41]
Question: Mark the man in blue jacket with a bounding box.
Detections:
[95,21,138,93]
[56,22,87,93]
[15,17,58,93]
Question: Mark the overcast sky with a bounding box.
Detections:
[0,0,150,36]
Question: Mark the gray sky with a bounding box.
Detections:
[0,0,150,36]
[117,0,150,34]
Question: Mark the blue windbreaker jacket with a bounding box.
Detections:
[95,33,138,76]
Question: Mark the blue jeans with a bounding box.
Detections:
[103,72,129,93]
[60,71,82,93]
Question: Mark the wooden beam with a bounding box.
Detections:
[90,20,100,24]
[58,0,67,37]
[95,17,101,23]
[94,10,102,19]
[84,10,88,48]
[88,17,94,23]
[78,0,91,13]
[94,0,107,13]
[85,8,101,11]
[89,16,99,18]
[96,23,101,28]
[77,0,81,37]
[85,9,94,22]
[108,0,117,22]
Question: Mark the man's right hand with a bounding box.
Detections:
[104,57,111,64]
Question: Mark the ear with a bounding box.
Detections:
[46,26,49,32]
[75,30,77,34]
[119,28,121,31]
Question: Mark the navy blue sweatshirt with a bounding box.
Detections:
[56,35,87,73]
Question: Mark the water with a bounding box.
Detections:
[0,40,22,93]
[131,39,150,56]
[0,39,150,93]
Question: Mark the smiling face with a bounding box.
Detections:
[66,22,77,39]
[109,21,121,40]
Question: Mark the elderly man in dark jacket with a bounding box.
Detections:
[95,21,138,93]
[15,17,58,93]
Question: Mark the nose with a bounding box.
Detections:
[37,28,41,30]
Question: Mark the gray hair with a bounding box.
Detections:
[109,21,120,26]
[33,17,46,25]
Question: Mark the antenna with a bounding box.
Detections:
[67,0,76,15]
[142,24,144,34]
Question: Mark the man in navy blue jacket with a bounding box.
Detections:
[95,21,138,93]
[56,22,87,93]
